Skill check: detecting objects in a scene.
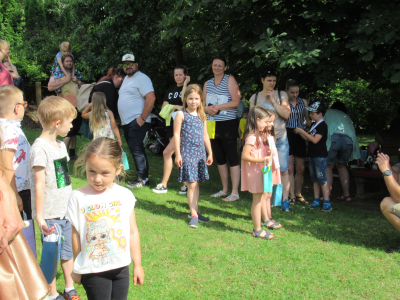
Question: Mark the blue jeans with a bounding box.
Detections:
[327,133,353,164]
[276,135,289,172]
[123,119,150,179]
[308,157,328,184]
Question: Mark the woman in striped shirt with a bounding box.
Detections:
[285,80,311,204]
[203,56,241,202]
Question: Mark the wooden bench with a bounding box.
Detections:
[350,169,387,199]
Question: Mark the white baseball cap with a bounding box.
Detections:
[122,54,135,62]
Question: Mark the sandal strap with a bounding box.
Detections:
[253,229,264,237]
[211,190,228,197]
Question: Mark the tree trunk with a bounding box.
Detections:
[173,36,185,66]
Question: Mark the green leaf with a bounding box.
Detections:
[385,31,395,43]
[390,71,400,83]
[393,63,400,69]
[362,51,374,62]
[267,28,273,37]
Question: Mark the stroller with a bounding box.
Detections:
[144,113,169,154]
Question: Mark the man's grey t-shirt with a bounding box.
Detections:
[118,71,154,125]
[29,138,72,220]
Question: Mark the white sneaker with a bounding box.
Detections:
[152,183,168,193]
[178,185,188,195]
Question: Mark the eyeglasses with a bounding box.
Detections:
[15,101,28,109]
[123,62,135,67]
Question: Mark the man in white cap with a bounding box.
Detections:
[118,53,156,188]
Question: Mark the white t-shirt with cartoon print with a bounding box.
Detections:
[66,184,136,274]
[0,119,31,192]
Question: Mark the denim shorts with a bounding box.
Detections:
[308,157,328,184]
[276,135,289,172]
[392,202,400,218]
[327,133,353,164]
[42,218,73,260]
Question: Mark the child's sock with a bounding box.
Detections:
[48,294,59,300]
[69,148,76,157]
[65,287,75,293]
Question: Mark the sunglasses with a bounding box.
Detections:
[15,101,28,109]
[123,62,135,67]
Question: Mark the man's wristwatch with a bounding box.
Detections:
[382,170,392,177]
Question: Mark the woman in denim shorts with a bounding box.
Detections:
[325,102,362,202]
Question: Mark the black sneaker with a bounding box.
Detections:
[69,155,78,162]
[178,185,188,195]
[152,183,167,193]
[187,212,210,222]
[127,178,149,188]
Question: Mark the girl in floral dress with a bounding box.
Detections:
[82,92,122,146]
[174,84,213,228]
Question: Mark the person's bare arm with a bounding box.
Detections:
[5,57,20,79]
[33,166,54,235]
[377,152,400,202]
[81,103,92,119]
[129,210,144,286]
[136,92,156,127]
[303,99,312,128]
[48,74,71,91]
[242,144,271,163]
[108,111,122,146]
[174,111,184,167]
[0,149,23,211]
[266,91,290,119]
[214,75,241,111]
[70,225,82,284]
[294,128,323,144]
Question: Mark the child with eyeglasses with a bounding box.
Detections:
[0,85,33,252]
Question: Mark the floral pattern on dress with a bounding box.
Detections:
[93,110,115,140]
[178,110,209,183]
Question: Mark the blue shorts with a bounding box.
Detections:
[308,157,328,184]
[327,133,353,165]
[43,218,73,261]
[276,135,289,172]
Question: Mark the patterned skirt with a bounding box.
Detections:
[178,159,209,183]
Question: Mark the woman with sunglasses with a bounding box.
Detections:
[0,40,15,86]
[249,68,291,212]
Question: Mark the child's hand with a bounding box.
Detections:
[71,272,82,285]
[37,218,55,236]
[88,103,93,109]
[294,128,303,134]
[118,139,122,147]
[175,154,182,168]
[206,154,213,166]
[133,265,144,286]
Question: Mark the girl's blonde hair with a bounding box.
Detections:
[75,137,123,176]
[0,40,10,51]
[60,42,72,53]
[242,106,275,148]
[182,84,206,121]
[89,92,108,134]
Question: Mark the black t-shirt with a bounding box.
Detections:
[308,121,328,158]
[89,80,119,120]
[163,86,183,138]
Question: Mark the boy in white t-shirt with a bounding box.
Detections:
[29,96,81,300]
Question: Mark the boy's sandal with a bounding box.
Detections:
[262,218,282,230]
[252,229,273,240]
[295,195,309,204]
[289,198,296,205]
[222,194,240,202]
[210,190,228,198]
[338,195,352,202]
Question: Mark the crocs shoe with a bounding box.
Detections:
[281,199,290,212]
[308,200,320,209]
[321,202,332,212]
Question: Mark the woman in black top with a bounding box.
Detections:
[152,66,189,194]
[285,80,311,204]
[89,67,125,119]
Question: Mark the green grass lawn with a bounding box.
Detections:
[23,129,399,299]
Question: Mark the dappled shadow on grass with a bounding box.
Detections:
[135,197,248,234]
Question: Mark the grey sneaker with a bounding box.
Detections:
[63,289,80,300]
[178,185,188,195]
[152,183,167,193]
[188,212,210,222]
[127,178,149,188]
[188,216,198,228]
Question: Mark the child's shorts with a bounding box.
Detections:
[42,218,73,260]
[308,157,328,184]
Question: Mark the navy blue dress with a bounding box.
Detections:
[178,110,209,183]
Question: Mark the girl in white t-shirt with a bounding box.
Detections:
[66,137,144,300]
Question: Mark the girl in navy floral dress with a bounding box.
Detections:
[174,84,213,228]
